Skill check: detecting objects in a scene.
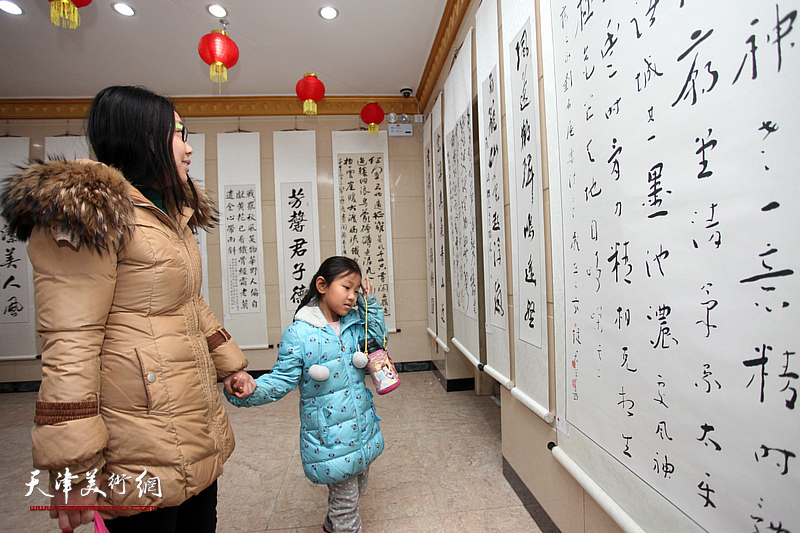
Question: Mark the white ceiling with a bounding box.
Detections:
[0,0,448,99]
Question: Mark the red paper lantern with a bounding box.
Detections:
[295,73,325,115]
[360,103,385,135]
[49,0,91,29]
[198,30,240,90]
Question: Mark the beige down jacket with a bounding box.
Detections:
[0,160,248,518]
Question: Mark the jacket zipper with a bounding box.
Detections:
[132,202,186,243]
[133,201,227,453]
[321,322,366,455]
[338,324,367,457]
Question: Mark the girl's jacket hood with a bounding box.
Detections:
[295,303,370,335]
[0,158,218,252]
[295,305,330,328]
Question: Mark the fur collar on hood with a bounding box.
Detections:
[295,305,330,329]
[0,159,219,254]
[295,298,366,331]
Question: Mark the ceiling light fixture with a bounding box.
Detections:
[0,1,22,15]
[319,6,338,20]
[207,4,227,18]
[112,3,135,16]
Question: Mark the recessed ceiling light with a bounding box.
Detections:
[319,6,338,20]
[112,3,135,16]
[207,4,227,18]
[0,1,23,15]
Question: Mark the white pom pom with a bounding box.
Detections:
[309,364,330,381]
[352,351,369,369]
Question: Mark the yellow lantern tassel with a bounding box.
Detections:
[210,62,227,94]
[303,99,317,115]
[210,62,228,83]
[51,0,80,29]
[368,123,379,135]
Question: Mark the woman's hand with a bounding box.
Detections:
[361,276,373,298]
[50,488,97,531]
[223,370,256,398]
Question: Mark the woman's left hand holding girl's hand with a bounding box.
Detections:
[361,276,373,298]
[223,370,256,398]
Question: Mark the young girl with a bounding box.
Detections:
[226,256,387,533]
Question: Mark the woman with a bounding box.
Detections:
[0,85,255,532]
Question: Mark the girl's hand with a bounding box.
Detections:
[361,276,373,298]
[224,370,256,398]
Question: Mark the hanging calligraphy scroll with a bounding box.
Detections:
[0,137,35,359]
[544,1,800,531]
[476,0,511,386]
[217,132,269,349]
[331,131,396,332]
[444,28,480,364]
[502,0,550,411]
[274,131,320,330]
[508,18,546,350]
[223,183,262,314]
[188,133,209,302]
[423,116,437,338]
[431,95,449,349]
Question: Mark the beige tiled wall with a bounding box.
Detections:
[0,114,430,377]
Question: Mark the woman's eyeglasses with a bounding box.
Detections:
[174,123,189,143]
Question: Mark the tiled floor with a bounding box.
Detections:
[0,371,543,532]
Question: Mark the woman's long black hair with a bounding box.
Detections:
[86,85,199,218]
[296,256,362,315]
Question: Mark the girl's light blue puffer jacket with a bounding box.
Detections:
[226,293,386,485]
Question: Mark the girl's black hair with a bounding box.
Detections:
[296,256,362,315]
[86,85,199,219]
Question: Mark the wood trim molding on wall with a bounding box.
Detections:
[415,0,473,113]
[0,95,420,120]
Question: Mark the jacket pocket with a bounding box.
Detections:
[316,407,330,445]
[134,343,169,416]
